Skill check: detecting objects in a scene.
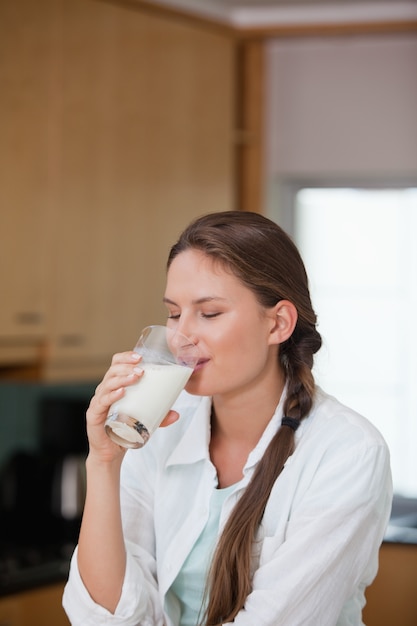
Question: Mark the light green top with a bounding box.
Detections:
[169,484,236,626]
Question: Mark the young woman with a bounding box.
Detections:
[63,211,392,626]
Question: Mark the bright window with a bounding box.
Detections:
[293,187,417,497]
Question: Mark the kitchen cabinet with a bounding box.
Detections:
[0,582,69,626]
[0,0,235,381]
[363,542,417,626]
[0,1,51,365]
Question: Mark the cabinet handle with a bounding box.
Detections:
[15,311,43,325]
[58,334,85,347]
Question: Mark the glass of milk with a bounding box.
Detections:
[104,325,199,448]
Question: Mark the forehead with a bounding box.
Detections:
[167,249,230,283]
[165,249,248,298]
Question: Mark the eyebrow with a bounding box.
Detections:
[163,296,227,306]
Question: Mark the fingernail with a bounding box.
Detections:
[133,367,143,375]
[131,352,140,361]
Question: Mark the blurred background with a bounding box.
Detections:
[0,0,416,623]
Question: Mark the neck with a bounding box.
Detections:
[209,373,285,488]
[211,372,286,448]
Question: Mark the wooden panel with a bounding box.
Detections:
[236,39,264,213]
[0,583,69,626]
[363,542,417,626]
[0,0,52,342]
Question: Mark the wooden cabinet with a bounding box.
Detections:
[0,583,69,626]
[0,0,51,365]
[0,0,235,381]
[363,542,417,626]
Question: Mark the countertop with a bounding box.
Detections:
[384,494,417,544]
[0,542,72,597]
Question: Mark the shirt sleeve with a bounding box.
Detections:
[62,545,165,626]
[230,436,392,626]
[62,448,168,626]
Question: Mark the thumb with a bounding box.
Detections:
[159,410,180,428]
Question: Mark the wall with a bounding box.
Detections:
[265,33,417,181]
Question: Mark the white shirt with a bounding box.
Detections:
[63,388,392,626]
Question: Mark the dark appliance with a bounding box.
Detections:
[0,395,89,594]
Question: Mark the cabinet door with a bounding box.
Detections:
[43,0,235,380]
[0,0,50,351]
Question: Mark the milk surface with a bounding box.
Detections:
[113,361,193,432]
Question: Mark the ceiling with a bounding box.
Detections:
[144,0,417,28]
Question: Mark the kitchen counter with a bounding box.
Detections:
[0,580,70,626]
[0,542,71,598]
[384,494,417,545]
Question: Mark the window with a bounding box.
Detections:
[292,187,417,497]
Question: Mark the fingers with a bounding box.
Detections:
[86,352,180,458]
[81,350,147,460]
[88,351,144,424]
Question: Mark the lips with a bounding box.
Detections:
[193,358,209,372]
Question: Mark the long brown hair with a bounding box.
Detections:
[167,211,322,624]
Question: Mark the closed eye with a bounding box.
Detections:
[167,312,221,320]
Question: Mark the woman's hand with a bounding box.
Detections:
[86,350,145,462]
[85,351,179,463]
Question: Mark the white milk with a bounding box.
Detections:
[106,361,193,445]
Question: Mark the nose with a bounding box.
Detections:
[170,323,200,367]
[174,314,198,347]
[177,328,198,349]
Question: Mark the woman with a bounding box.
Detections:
[63,211,392,625]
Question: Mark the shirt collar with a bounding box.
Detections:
[165,395,212,467]
[165,389,290,471]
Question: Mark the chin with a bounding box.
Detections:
[184,377,212,397]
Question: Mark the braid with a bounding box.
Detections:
[281,328,320,419]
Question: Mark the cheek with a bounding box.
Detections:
[217,324,269,371]
[230,315,267,347]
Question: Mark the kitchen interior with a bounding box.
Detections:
[1,0,417,624]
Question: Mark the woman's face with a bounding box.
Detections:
[164,249,282,399]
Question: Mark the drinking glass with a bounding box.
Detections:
[104,325,199,449]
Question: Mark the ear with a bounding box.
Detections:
[267,300,298,345]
